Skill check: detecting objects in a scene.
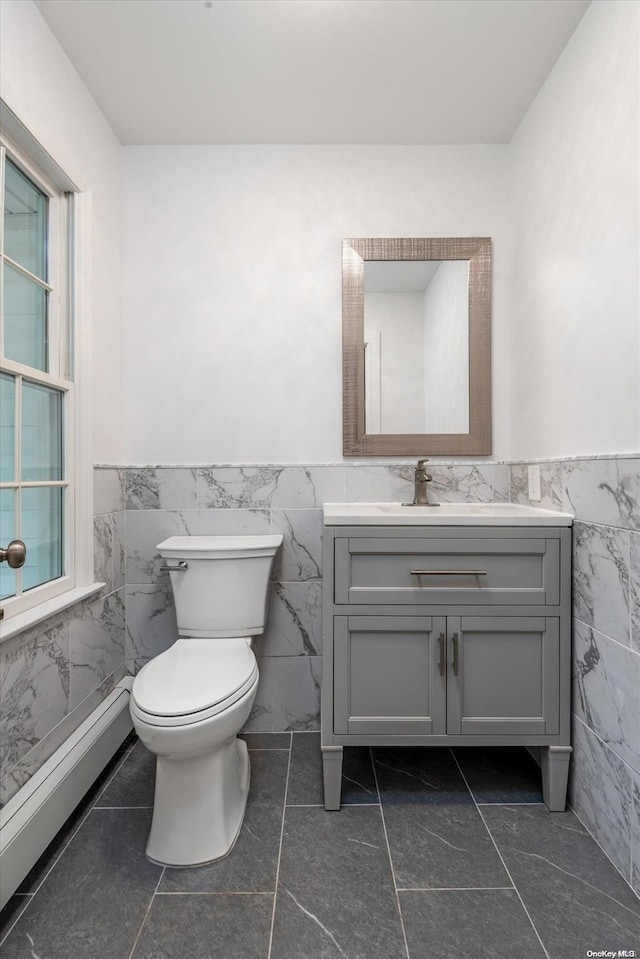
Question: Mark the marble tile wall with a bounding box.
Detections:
[123,463,508,733]
[510,456,640,895]
[0,469,127,807]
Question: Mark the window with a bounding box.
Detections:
[0,142,75,617]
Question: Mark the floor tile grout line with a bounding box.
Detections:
[476,802,545,806]
[449,750,552,959]
[0,743,139,946]
[284,802,326,808]
[1,802,94,948]
[284,802,378,808]
[155,891,275,896]
[127,866,166,959]
[370,747,412,959]
[5,787,102,908]
[0,894,33,947]
[95,740,138,803]
[398,886,516,893]
[266,733,293,959]
[254,728,316,732]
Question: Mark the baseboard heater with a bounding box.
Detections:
[0,677,134,910]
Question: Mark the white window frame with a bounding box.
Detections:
[0,105,98,637]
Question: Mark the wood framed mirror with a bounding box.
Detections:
[342,236,492,456]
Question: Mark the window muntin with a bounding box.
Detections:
[0,370,15,482]
[0,143,74,615]
[0,488,16,601]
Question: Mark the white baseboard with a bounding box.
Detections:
[0,678,134,910]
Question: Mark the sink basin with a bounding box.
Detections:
[323,502,573,526]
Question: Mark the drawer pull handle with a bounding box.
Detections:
[452,632,459,676]
[438,632,445,676]
[410,569,487,576]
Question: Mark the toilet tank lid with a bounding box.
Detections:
[157,534,283,559]
[132,638,258,716]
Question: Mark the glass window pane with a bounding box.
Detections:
[4,159,47,281]
[3,262,48,371]
[0,372,16,481]
[0,489,17,600]
[21,382,63,481]
[21,486,63,592]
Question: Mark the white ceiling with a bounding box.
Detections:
[34,0,591,146]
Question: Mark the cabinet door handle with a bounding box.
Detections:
[438,632,445,676]
[452,632,459,676]
[410,569,487,576]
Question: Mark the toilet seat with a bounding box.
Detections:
[131,638,258,728]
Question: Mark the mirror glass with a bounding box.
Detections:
[343,237,491,457]
[363,260,469,434]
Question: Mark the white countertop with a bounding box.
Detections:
[323,503,573,526]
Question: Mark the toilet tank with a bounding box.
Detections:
[157,535,283,638]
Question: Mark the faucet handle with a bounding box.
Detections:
[415,458,432,482]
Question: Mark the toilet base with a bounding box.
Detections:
[145,736,250,867]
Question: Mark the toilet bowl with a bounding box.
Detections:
[129,534,282,867]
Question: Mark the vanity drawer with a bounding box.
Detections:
[334,536,560,606]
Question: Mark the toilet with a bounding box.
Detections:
[129,533,283,867]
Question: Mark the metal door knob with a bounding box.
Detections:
[0,539,27,569]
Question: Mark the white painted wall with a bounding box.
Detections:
[122,146,509,464]
[0,0,124,464]
[4,2,636,469]
[509,0,640,459]
[423,261,470,433]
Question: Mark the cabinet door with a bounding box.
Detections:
[334,616,446,735]
[446,616,560,736]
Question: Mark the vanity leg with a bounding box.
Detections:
[540,745,572,811]
[322,746,344,811]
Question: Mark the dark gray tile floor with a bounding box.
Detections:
[1,733,638,958]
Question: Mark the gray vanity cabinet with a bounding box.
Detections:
[321,524,572,813]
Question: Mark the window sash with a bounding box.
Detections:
[0,139,75,619]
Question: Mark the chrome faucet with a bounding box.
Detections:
[404,458,440,507]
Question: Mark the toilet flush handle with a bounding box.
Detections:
[159,560,189,572]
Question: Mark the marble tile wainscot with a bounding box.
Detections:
[511,455,640,896]
[95,459,639,900]
[122,463,510,733]
[0,469,127,807]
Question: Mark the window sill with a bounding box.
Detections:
[0,583,106,644]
